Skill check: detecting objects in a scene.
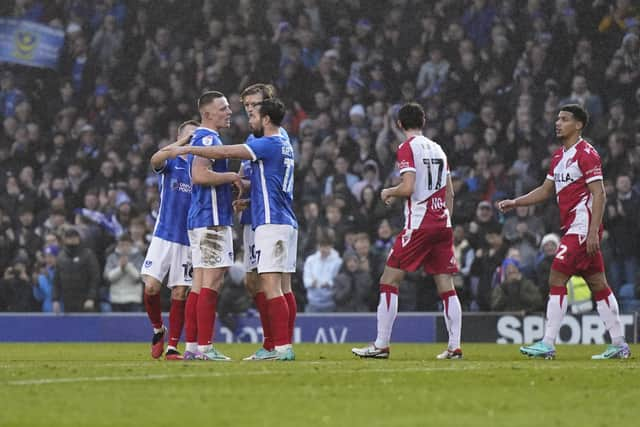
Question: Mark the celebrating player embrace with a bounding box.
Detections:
[164,98,297,361]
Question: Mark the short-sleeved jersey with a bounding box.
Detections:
[152,157,191,245]
[239,160,253,225]
[243,134,298,229]
[187,127,233,229]
[396,135,451,230]
[546,139,603,235]
[240,128,289,225]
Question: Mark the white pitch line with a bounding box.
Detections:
[4,361,635,386]
[6,366,484,386]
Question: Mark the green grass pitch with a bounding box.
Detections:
[1,343,638,427]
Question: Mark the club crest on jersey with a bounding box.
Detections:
[202,136,213,146]
[397,160,411,170]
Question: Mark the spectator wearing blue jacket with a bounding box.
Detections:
[33,245,59,312]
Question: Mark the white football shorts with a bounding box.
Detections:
[254,224,297,274]
[188,226,234,269]
[141,236,192,288]
[243,224,258,272]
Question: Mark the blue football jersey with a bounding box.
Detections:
[187,127,233,229]
[244,134,298,229]
[152,157,191,245]
[239,159,253,225]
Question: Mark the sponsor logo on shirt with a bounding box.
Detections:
[144,260,153,268]
[554,172,574,183]
[171,179,192,193]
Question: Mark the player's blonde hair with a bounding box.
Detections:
[240,83,276,102]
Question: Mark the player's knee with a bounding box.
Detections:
[143,279,161,295]
[171,286,188,300]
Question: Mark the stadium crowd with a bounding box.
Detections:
[1,0,639,316]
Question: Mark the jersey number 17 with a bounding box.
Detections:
[283,158,294,195]
[423,158,444,190]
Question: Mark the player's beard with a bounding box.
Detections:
[252,127,264,138]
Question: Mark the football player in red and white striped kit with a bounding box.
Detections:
[352,102,462,360]
[497,104,630,360]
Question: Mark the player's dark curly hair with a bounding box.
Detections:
[397,102,425,130]
[257,98,285,126]
[559,104,589,129]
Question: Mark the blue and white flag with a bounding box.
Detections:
[0,18,64,69]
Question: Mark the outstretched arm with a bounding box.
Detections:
[191,156,241,187]
[150,134,192,170]
[164,144,253,161]
[497,179,555,213]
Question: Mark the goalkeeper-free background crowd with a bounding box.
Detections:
[0,0,639,317]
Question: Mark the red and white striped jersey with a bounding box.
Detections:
[546,139,603,235]
[396,135,451,230]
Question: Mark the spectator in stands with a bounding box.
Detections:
[491,258,543,312]
[605,174,640,294]
[52,228,100,313]
[470,223,507,311]
[33,244,58,312]
[535,233,560,297]
[0,253,36,312]
[334,250,371,312]
[103,232,144,312]
[502,205,545,274]
[0,0,639,315]
[303,230,342,312]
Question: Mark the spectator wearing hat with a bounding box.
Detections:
[535,233,560,296]
[348,103,367,140]
[52,228,101,313]
[103,232,144,312]
[33,245,59,312]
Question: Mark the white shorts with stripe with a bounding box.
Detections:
[188,226,234,269]
[141,236,192,288]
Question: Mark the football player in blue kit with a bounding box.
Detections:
[164,98,297,361]
[182,91,242,361]
[142,120,199,360]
